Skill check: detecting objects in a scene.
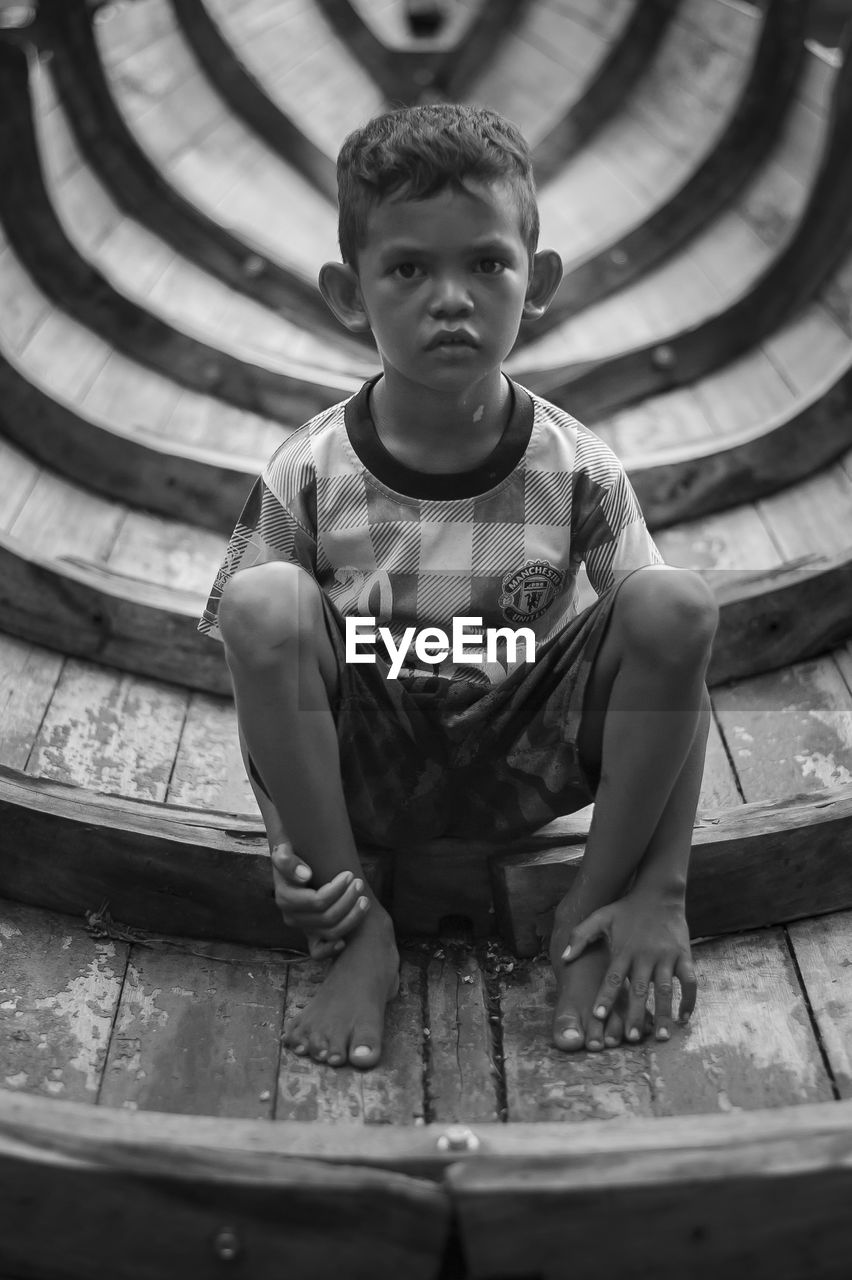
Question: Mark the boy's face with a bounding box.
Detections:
[350,179,540,392]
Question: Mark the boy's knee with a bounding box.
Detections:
[219,561,321,658]
[615,566,718,667]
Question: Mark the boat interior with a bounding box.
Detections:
[0,0,851,1276]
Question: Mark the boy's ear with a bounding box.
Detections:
[318,261,372,332]
[522,248,563,320]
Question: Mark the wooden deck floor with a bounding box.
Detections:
[1,625,851,1127]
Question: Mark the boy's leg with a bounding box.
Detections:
[218,561,399,1069]
[549,566,717,1052]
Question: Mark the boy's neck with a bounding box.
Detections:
[370,368,511,474]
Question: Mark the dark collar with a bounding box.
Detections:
[344,374,533,499]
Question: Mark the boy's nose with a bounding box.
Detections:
[429,275,474,315]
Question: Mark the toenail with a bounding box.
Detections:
[604,1036,619,1047]
[560,1027,582,1041]
[587,1039,603,1050]
[293,1044,307,1055]
[328,1054,343,1066]
[351,1044,373,1058]
[627,1028,640,1042]
[316,1049,328,1060]
[657,1027,670,1041]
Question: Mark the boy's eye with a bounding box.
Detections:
[392,262,424,280]
[477,258,506,275]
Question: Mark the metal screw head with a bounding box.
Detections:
[651,343,677,371]
[609,248,629,268]
[242,253,265,279]
[437,1125,480,1153]
[213,1228,241,1262]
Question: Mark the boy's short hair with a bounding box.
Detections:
[336,103,540,268]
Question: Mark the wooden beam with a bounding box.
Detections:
[526,0,808,332]
[0,41,355,423]
[37,0,357,346]
[490,784,852,956]
[526,24,852,419]
[0,765,391,946]
[312,0,534,105]
[1,529,851,692]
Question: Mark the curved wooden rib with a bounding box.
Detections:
[37,0,364,347]
[1,1086,852,1280]
[4,328,851,537]
[525,30,852,418]
[312,0,532,104]
[169,0,336,196]
[80,0,772,342]
[0,1085,449,1280]
[0,42,355,421]
[528,0,809,336]
[1,765,851,955]
[0,522,850,694]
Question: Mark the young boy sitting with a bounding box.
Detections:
[199,103,718,1070]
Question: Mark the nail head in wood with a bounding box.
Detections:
[213,1228,242,1262]
[651,343,677,370]
[437,1125,481,1153]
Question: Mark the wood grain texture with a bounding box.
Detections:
[491,786,852,955]
[276,956,425,1124]
[425,943,500,1123]
[0,41,354,421]
[789,910,852,1098]
[38,0,357,344]
[99,940,288,1117]
[0,766,391,947]
[525,29,852,418]
[526,0,809,335]
[0,899,128,1103]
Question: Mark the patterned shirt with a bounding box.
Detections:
[199,377,663,689]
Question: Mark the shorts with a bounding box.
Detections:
[250,573,641,849]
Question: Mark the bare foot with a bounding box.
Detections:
[549,903,645,1052]
[284,909,399,1069]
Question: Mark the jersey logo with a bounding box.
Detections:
[499,559,562,623]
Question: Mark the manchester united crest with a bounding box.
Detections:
[499,559,562,623]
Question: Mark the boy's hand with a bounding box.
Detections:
[561,891,697,1043]
[270,842,370,960]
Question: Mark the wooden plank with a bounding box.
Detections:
[276,956,425,1123]
[99,939,288,1117]
[0,239,53,354]
[713,653,852,802]
[167,691,259,815]
[789,910,852,1098]
[8,464,124,561]
[500,955,655,1122]
[106,510,226,594]
[0,636,63,771]
[490,786,852,956]
[0,765,392,949]
[28,658,188,801]
[0,898,128,1102]
[0,1133,449,1280]
[650,929,833,1116]
[425,942,500,1123]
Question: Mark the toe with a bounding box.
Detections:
[604,1007,625,1049]
[585,1014,605,1052]
[348,1017,384,1069]
[553,1004,585,1052]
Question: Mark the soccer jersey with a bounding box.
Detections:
[199,376,663,689]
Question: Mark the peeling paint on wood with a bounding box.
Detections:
[425,944,500,1124]
[0,900,127,1101]
[99,940,287,1117]
[788,911,852,1098]
[28,658,188,799]
[276,956,425,1124]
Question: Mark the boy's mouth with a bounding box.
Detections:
[426,329,479,350]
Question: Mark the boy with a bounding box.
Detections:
[200,103,718,1070]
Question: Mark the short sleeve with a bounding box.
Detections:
[198,446,317,642]
[572,430,663,596]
